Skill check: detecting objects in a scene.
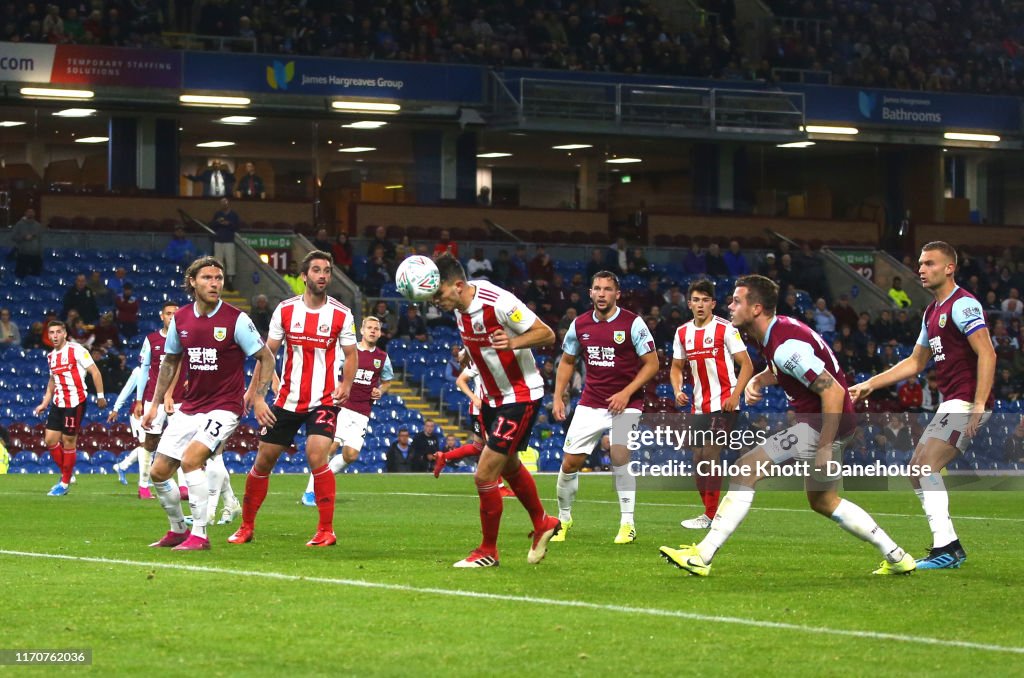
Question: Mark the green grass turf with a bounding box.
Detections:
[0,472,1021,676]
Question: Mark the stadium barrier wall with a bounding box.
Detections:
[356,203,608,236]
[647,214,879,245]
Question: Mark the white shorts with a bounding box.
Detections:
[334,409,370,452]
[563,405,642,457]
[156,410,239,461]
[922,399,992,452]
[129,414,144,443]
[762,422,849,464]
[143,404,180,437]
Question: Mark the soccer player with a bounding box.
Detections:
[551,270,659,544]
[107,365,152,496]
[229,250,357,547]
[432,253,560,567]
[670,279,754,529]
[142,256,276,551]
[33,320,108,496]
[298,314,389,507]
[850,241,994,569]
[659,275,916,576]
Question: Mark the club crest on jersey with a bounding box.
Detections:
[317,323,331,336]
[704,334,714,346]
[473,321,485,333]
[213,326,227,341]
[613,330,626,344]
[373,359,382,369]
[938,313,947,328]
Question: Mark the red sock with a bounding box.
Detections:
[703,469,722,519]
[242,470,270,527]
[311,464,335,531]
[476,478,503,555]
[61,447,76,485]
[694,472,707,513]
[502,464,546,531]
[49,443,64,473]
[446,440,484,462]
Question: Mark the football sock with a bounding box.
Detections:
[176,467,187,488]
[61,446,76,485]
[217,457,237,504]
[612,463,636,525]
[503,464,545,530]
[697,484,755,563]
[703,465,722,519]
[555,470,578,522]
[183,469,209,539]
[311,464,336,531]
[119,446,141,471]
[205,456,227,523]
[915,472,958,548]
[242,470,269,527]
[329,453,349,474]
[48,443,64,474]
[446,440,484,461]
[138,448,152,488]
[476,478,503,555]
[153,480,186,533]
[829,498,904,562]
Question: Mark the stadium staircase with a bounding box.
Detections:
[389,382,459,434]
[220,288,250,312]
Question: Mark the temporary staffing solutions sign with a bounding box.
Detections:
[0,43,181,87]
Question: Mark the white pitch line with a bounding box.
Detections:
[1,549,1021,656]
[323,491,1024,523]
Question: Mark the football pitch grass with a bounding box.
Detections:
[1,473,1021,676]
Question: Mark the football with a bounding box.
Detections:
[395,255,441,301]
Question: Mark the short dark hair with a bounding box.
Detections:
[892,275,901,282]
[182,256,224,297]
[590,270,620,290]
[687,278,715,299]
[921,241,958,268]
[735,274,779,314]
[301,249,333,274]
[434,253,467,284]
[46,320,66,331]
[161,300,180,312]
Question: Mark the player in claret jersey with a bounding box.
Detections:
[229,250,358,547]
[550,270,659,544]
[432,254,561,568]
[671,279,753,529]
[142,256,276,551]
[660,275,915,576]
[299,314,392,506]
[851,241,995,570]
[34,320,108,496]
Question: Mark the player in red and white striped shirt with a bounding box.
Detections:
[432,254,561,568]
[33,320,108,496]
[670,279,753,528]
[230,250,358,547]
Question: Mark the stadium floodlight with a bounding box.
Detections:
[75,137,109,144]
[337,146,376,153]
[331,101,401,112]
[196,141,236,148]
[0,121,26,127]
[477,152,512,158]
[343,121,388,129]
[180,94,251,106]
[219,116,256,124]
[803,125,859,135]
[53,108,97,118]
[777,141,816,148]
[21,87,94,100]
[552,144,593,150]
[606,157,642,164]
[944,132,1000,142]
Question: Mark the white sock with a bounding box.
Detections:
[183,469,209,539]
[329,454,349,474]
[153,479,186,533]
[219,463,237,504]
[698,484,755,563]
[138,448,152,488]
[304,473,315,494]
[830,498,904,562]
[205,457,227,523]
[915,473,958,548]
[612,463,636,525]
[118,446,141,471]
[176,467,187,488]
[555,470,578,522]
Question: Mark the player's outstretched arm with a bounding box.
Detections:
[743,368,776,405]
[850,344,931,401]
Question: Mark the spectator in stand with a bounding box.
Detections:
[10,208,44,278]
[994,367,1023,401]
[107,266,130,298]
[68,315,94,348]
[282,260,305,296]
[22,321,46,349]
[775,253,798,294]
[683,243,706,275]
[636,277,663,313]
[311,228,333,253]
[410,420,440,470]
[723,240,750,276]
[385,428,416,473]
[663,286,687,320]
[1002,288,1024,320]
[629,248,651,277]
[509,245,529,282]
[831,294,858,331]
[522,278,551,315]
[250,294,272,339]
[982,290,1001,316]
[87,270,112,307]
[757,251,777,277]
[539,359,557,393]
[396,304,428,341]
[880,344,900,371]
[113,283,139,338]
[795,242,827,301]
[529,245,554,282]
[546,273,570,316]
[778,290,800,318]
[606,236,630,275]
[0,308,20,346]
[585,248,606,282]
[887,275,911,308]
[363,245,390,297]
[992,319,1020,363]
[432,228,459,259]
[444,345,462,384]
[850,315,874,352]
[491,249,512,287]
[566,290,588,315]
[367,226,397,265]
[234,161,266,200]
[877,413,914,457]
[921,372,941,413]
[871,309,897,344]
[898,377,923,412]
[62,273,99,324]
[164,225,197,265]
[185,160,234,198]
[332,232,353,273]
[372,300,396,347]
[812,297,836,334]
[210,197,241,290]
[1004,418,1024,463]
[477,186,491,206]
[704,242,729,276]
[466,247,493,280]
[92,311,122,351]
[894,309,918,345]
[557,307,578,335]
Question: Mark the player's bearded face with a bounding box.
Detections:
[304,261,331,294]
[192,266,223,303]
[589,282,619,310]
